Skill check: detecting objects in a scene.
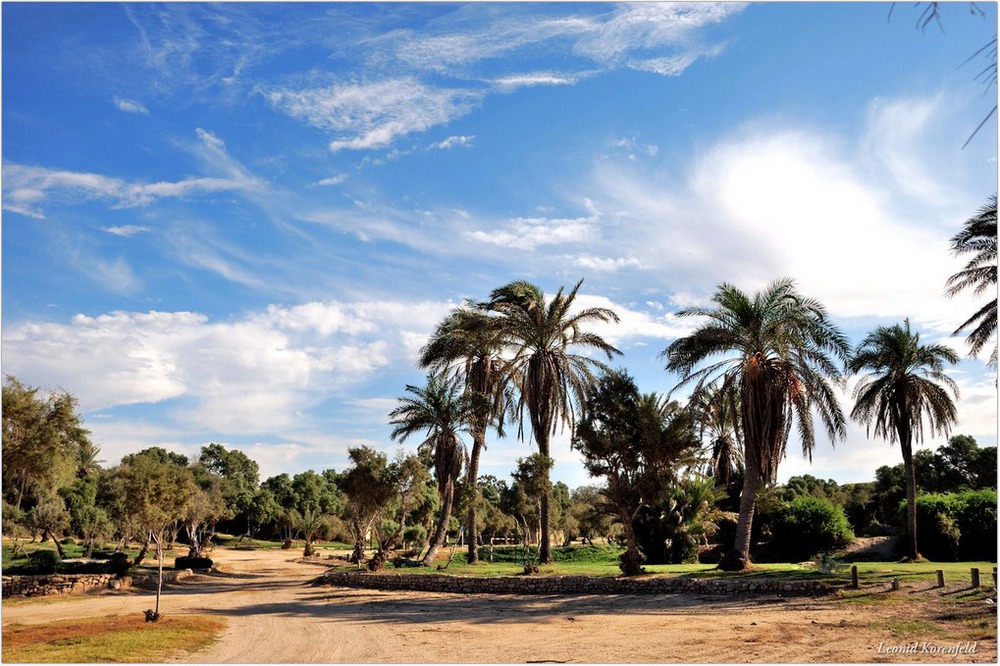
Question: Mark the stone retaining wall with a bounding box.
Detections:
[2,573,132,598]
[129,568,195,590]
[316,571,838,596]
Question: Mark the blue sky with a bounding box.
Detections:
[3,2,997,489]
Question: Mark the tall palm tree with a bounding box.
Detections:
[483,279,620,563]
[419,306,509,564]
[848,320,959,560]
[946,194,997,367]
[388,372,470,566]
[662,279,849,571]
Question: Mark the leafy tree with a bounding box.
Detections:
[291,470,342,516]
[688,386,743,487]
[112,451,196,620]
[849,319,960,559]
[569,485,614,544]
[2,376,92,511]
[291,507,328,557]
[340,446,399,564]
[572,370,699,575]
[663,279,849,570]
[181,464,229,557]
[946,194,997,366]
[198,443,260,535]
[389,373,469,566]
[27,493,71,558]
[261,473,296,545]
[420,305,510,564]
[482,279,621,563]
[59,476,111,558]
[509,453,554,569]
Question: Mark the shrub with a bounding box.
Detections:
[910,490,998,561]
[27,550,61,575]
[768,496,854,562]
[174,556,213,570]
[108,552,132,577]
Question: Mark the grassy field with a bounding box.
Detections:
[351,544,997,587]
[1,615,225,663]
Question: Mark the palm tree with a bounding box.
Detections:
[389,372,470,566]
[946,194,997,367]
[482,279,620,563]
[688,387,743,487]
[662,279,849,571]
[848,319,959,560]
[419,306,509,564]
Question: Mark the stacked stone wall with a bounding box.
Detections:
[2,573,132,598]
[316,571,837,596]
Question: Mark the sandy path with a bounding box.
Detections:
[2,550,995,663]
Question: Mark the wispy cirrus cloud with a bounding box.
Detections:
[263,77,482,152]
[103,225,152,237]
[2,130,264,217]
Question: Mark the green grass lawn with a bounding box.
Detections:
[353,544,996,586]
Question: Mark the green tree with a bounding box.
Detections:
[112,452,196,620]
[389,373,469,566]
[946,194,997,366]
[662,476,734,564]
[198,443,261,535]
[59,476,111,558]
[2,376,92,511]
[420,305,510,564]
[572,370,698,575]
[848,319,960,559]
[482,279,621,563]
[341,446,400,564]
[27,492,71,558]
[663,279,849,571]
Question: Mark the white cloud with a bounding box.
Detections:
[2,299,452,436]
[264,78,482,152]
[573,255,642,272]
[315,174,348,187]
[103,225,152,237]
[114,97,149,114]
[2,131,263,217]
[492,72,584,92]
[432,135,475,150]
[465,199,601,250]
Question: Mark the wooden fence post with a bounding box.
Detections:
[936,569,945,587]
[850,565,859,589]
[971,568,980,588]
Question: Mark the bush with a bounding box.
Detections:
[108,552,132,577]
[27,550,61,575]
[768,496,854,562]
[910,490,997,561]
[174,556,213,570]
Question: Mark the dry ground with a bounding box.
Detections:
[2,549,995,663]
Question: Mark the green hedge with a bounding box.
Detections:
[909,490,997,561]
[768,496,854,561]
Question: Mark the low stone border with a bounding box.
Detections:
[315,571,839,596]
[2,573,132,598]
[129,568,197,590]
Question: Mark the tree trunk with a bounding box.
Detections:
[133,535,151,567]
[84,535,94,559]
[619,508,644,576]
[538,436,552,564]
[421,481,455,566]
[154,532,164,619]
[47,531,67,559]
[466,429,485,564]
[720,461,760,571]
[901,440,919,560]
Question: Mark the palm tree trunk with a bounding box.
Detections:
[421,481,455,566]
[466,430,485,564]
[901,440,919,559]
[721,461,760,571]
[537,435,552,565]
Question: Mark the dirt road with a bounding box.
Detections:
[2,549,996,663]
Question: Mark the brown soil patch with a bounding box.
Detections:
[2,549,995,663]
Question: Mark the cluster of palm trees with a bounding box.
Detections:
[389,195,995,571]
[391,280,619,565]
